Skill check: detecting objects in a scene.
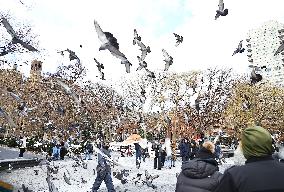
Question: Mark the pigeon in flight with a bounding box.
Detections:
[94,19,132,73]
[173,33,183,47]
[145,68,155,79]
[0,107,17,128]
[162,49,173,71]
[250,67,262,84]
[136,56,147,71]
[133,29,141,45]
[215,0,228,20]
[136,41,151,61]
[0,17,38,51]
[55,79,81,106]
[94,57,105,80]
[274,41,284,56]
[232,40,245,56]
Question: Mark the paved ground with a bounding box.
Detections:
[0,147,39,160]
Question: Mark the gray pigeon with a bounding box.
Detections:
[0,107,17,128]
[136,56,147,71]
[55,79,81,106]
[133,29,141,45]
[0,17,38,51]
[250,67,262,84]
[145,68,155,79]
[232,40,245,56]
[136,40,151,61]
[94,19,132,73]
[94,57,105,80]
[63,172,71,185]
[162,49,173,71]
[173,33,183,47]
[274,41,284,56]
[215,0,228,20]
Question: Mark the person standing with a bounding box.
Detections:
[134,142,142,167]
[84,140,93,160]
[179,139,190,162]
[164,138,172,169]
[92,143,115,192]
[176,141,222,192]
[18,136,27,158]
[214,126,284,192]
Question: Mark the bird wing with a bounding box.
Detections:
[238,41,243,49]
[218,0,224,11]
[136,65,144,71]
[175,42,180,47]
[173,33,179,39]
[274,43,284,56]
[134,29,138,38]
[56,79,72,94]
[123,61,131,73]
[1,18,17,38]
[15,38,38,51]
[137,40,146,50]
[140,50,147,61]
[107,44,127,60]
[164,62,170,71]
[94,20,108,44]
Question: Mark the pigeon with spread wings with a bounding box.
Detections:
[173,33,183,47]
[215,0,228,20]
[145,68,155,79]
[133,29,141,45]
[0,17,38,51]
[136,40,151,61]
[94,57,105,80]
[94,19,132,73]
[232,40,245,56]
[136,56,147,71]
[162,49,173,71]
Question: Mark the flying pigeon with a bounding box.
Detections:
[232,40,245,56]
[133,29,141,45]
[215,0,228,20]
[94,19,132,73]
[81,177,87,184]
[94,57,105,80]
[274,41,284,56]
[0,107,17,128]
[162,49,173,71]
[136,41,151,61]
[55,79,81,106]
[63,172,71,185]
[145,68,155,78]
[34,170,39,175]
[136,56,147,71]
[173,33,183,47]
[250,67,262,84]
[0,17,38,51]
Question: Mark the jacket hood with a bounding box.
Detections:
[181,159,219,179]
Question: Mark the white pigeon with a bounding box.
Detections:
[94,19,132,73]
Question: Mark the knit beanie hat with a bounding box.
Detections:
[241,126,273,159]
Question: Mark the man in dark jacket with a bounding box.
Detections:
[179,139,190,162]
[214,126,284,192]
[176,141,222,192]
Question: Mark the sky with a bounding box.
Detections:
[1,0,284,89]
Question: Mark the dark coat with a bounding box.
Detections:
[176,159,222,192]
[179,142,190,157]
[214,156,284,192]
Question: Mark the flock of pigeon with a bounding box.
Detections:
[92,19,183,81]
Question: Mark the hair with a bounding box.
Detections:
[202,141,215,154]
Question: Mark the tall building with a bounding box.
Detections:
[246,20,284,86]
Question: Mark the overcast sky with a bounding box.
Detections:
[1,0,284,87]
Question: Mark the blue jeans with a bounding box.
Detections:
[136,152,141,162]
[92,168,115,192]
[84,151,92,160]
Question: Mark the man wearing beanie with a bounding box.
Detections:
[176,141,223,192]
[214,126,284,192]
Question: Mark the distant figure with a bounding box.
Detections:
[60,141,67,160]
[19,136,27,158]
[214,141,222,164]
[176,141,223,192]
[84,140,93,160]
[179,139,190,162]
[164,138,172,169]
[52,144,60,160]
[92,143,115,192]
[214,126,284,192]
[134,142,142,167]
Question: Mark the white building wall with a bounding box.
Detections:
[246,20,284,86]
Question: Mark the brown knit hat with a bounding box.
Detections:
[202,141,215,154]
